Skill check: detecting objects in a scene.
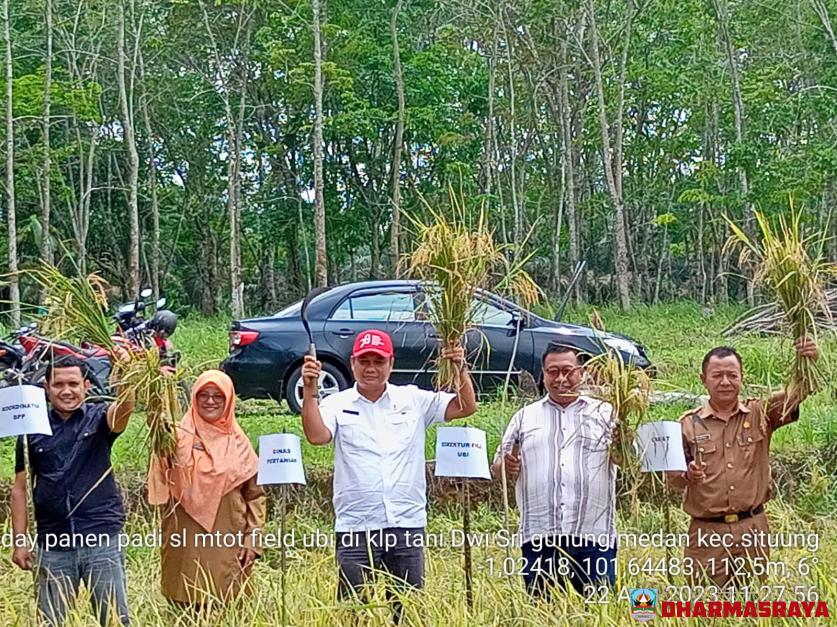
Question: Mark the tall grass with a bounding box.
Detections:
[1,503,833,626]
[726,209,835,400]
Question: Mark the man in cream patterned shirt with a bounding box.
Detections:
[492,343,618,599]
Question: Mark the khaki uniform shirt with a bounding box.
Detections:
[675,396,799,519]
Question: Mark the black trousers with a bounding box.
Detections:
[521,535,617,600]
[335,527,424,623]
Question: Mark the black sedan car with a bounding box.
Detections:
[221,280,651,413]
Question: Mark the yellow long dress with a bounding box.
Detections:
[160,475,266,604]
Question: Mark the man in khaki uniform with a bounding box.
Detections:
[667,337,819,587]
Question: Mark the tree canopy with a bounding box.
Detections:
[2,0,836,319]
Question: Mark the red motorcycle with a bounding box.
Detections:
[10,289,180,399]
[12,327,112,397]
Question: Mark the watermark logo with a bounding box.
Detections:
[629,588,657,622]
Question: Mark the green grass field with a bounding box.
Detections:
[1,302,835,625]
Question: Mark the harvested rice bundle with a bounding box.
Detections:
[120,346,183,456]
[402,187,541,390]
[25,262,114,349]
[15,263,185,456]
[726,209,834,402]
[585,348,653,477]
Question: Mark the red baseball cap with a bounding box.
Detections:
[352,329,394,358]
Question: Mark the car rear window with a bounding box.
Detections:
[330,292,416,322]
[273,302,301,318]
[471,299,514,326]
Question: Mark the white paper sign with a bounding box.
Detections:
[635,421,687,472]
[0,385,52,438]
[434,426,490,479]
[257,433,306,485]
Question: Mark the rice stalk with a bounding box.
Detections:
[497,250,542,312]
[724,208,835,401]
[22,262,114,349]
[13,263,185,456]
[585,348,653,513]
[120,346,183,456]
[401,185,542,390]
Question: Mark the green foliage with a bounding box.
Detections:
[0,0,835,317]
[2,72,101,120]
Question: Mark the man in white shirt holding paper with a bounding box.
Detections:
[300,329,476,621]
[492,343,618,600]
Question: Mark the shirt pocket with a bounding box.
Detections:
[77,427,97,446]
[692,440,717,463]
[736,425,765,459]
[335,414,375,453]
[75,428,103,469]
[581,419,611,453]
[30,439,64,477]
[518,426,543,455]
[385,410,420,452]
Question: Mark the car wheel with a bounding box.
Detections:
[284,361,348,414]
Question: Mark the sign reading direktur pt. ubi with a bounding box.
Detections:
[435,426,490,479]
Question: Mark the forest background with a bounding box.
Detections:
[2,0,836,320]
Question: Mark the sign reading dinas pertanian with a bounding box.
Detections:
[635,420,687,472]
[257,433,306,485]
[0,385,52,438]
[434,426,490,479]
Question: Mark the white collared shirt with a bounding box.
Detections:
[497,395,617,545]
[320,383,455,532]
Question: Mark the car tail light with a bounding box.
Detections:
[230,330,259,350]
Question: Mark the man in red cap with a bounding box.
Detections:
[301,329,476,621]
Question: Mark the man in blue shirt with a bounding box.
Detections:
[10,355,134,626]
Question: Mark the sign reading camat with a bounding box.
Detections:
[0,384,52,438]
[257,433,306,485]
[435,426,490,479]
[635,420,687,472]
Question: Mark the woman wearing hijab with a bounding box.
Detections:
[148,370,266,605]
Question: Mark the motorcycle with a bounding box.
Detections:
[0,323,33,386]
[7,288,180,400]
[111,289,180,366]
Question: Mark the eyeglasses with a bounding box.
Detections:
[197,392,225,403]
[544,367,580,379]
